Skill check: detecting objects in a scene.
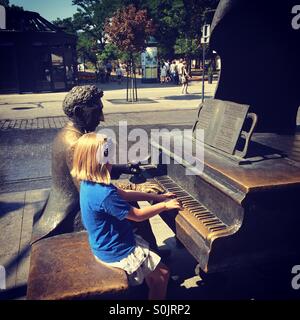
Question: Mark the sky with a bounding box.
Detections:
[9,0,78,22]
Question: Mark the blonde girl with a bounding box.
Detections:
[71,133,181,300]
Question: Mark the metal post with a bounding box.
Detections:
[126,64,129,102]
[202,44,205,103]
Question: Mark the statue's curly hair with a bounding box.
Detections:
[62,85,104,118]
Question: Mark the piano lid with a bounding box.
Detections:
[201,135,300,194]
[151,129,300,195]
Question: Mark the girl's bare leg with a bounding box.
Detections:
[145,262,170,300]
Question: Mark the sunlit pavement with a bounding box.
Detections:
[0,80,217,120]
[1,80,300,300]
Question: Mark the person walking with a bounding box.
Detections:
[181,61,191,94]
[177,58,184,85]
[115,65,123,84]
[160,62,167,84]
[169,61,177,84]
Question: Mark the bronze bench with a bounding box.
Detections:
[27,231,129,300]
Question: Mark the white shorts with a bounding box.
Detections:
[94,235,161,286]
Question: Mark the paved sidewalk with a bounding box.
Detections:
[0,189,49,290]
[0,109,197,131]
[0,81,216,120]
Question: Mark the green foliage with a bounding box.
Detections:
[174,36,200,57]
[52,0,220,67]
[0,0,9,7]
[72,0,123,49]
[98,43,119,62]
[0,0,23,10]
[52,17,77,35]
[143,0,184,57]
[77,32,98,68]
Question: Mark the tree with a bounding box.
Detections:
[72,0,123,50]
[97,43,120,63]
[143,0,185,58]
[55,1,220,80]
[52,17,77,35]
[0,0,23,10]
[0,0,9,7]
[174,37,200,57]
[105,4,155,102]
[77,32,99,71]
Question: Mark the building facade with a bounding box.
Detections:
[0,6,77,93]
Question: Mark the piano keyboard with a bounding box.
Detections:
[154,175,235,245]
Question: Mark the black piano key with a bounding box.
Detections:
[209,225,227,231]
[185,201,201,205]
[190,208,210,214]
[163,184,179,189]
[177,197,192,202]
[186,204,201,208]
[192,210,211,214]
[167,188,184,192]
[205,221,222,227]
[174,193,189,197]
[197,216,215,221]
[195,214,213,219]
[202,219,220,226]
[207,224,224,231]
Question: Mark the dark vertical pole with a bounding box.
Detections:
[202,44,205,103]
[126,62,129,101]
[134,64,138,101]
[131,57,134,102]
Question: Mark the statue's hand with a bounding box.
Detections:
[135,181,165,194]
[128,162,142,174]
[115,181,135,191]
[115,180,164,194]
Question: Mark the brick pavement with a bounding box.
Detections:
[0,109,198,131]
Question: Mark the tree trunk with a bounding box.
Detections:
[126,53,138,102]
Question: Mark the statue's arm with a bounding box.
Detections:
[66,143,80,191]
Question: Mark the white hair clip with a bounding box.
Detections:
[96,135,115,164]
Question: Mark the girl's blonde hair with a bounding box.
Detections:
[71,132,111,185]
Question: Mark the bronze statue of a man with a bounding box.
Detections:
[31,85,161,248]
[31,85,105,243]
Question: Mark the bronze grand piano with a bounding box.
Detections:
[149,114,300,273]
[147,0,300,274]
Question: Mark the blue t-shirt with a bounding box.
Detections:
[80,181,136,263]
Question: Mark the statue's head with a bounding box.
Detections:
[63,85,104,132]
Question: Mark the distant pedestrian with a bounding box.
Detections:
[160,62,167,84]
[116,65,123,84]
[164,60,170,82]
[98,64,106,83]
[105,61,112,82]
[177,59,184,85]
[169,61,177,84]
[181,61,191,94]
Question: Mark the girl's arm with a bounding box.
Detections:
[126,198,181,222]
[117,187,175,203]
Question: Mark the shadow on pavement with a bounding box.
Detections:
[163,94,211,101]
[0,201,24,217]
